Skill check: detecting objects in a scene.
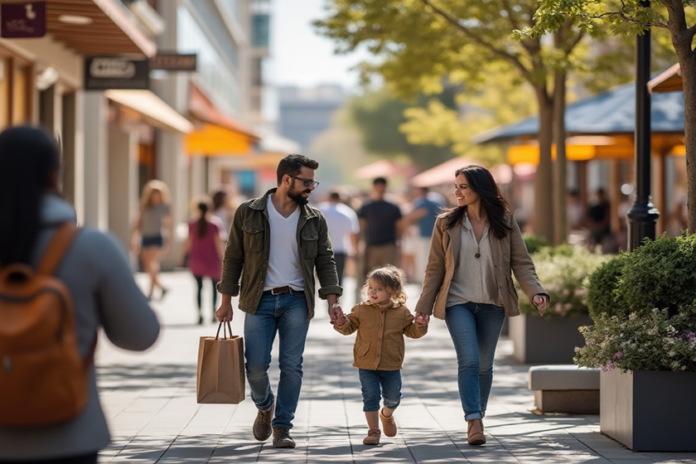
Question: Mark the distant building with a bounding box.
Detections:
[278,85,345,150]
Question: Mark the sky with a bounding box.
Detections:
[269,0,369,90]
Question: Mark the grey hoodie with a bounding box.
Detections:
[0,195,160,460]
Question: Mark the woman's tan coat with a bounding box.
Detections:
[415,213,547,319]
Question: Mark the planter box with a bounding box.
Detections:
[600,369,696,451]
[508,313,592,364]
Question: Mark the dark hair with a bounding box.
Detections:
[212,190,227,210]
[441,165,512,239]
[373,177,387,186]
[329,191,342,201]
[0,126,60,265]
[197,202,209,238]
[276,154,319,185]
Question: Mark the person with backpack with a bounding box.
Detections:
[0,126,160,464]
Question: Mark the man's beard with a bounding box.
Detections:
[288,187,311,205]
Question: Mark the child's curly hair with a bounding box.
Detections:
[362,265,408,305]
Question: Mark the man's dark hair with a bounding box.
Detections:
[373,177,387,186]
[277,154,319,185]
[329,191,342,201]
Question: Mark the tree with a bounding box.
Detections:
[526,1,696,233]
[315,0,588,243]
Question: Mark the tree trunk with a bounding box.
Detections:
[682,56,696,234]
[535,87,555,242]
[553,70,568,245]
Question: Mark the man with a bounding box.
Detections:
[402,187,444,282]
[319,190,360,287]
[216,155,343,449]
[356,177,402,300]
[587,188,612,248]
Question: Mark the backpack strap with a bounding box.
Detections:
[37,223,80,276]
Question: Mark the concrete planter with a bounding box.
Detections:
[508,313,592,364]
[600,369,696,451]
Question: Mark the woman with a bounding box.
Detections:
[131,180,174,300]
[178,199,224,324]
[0,126,160,463]
[211,190,233,243]
[415,166,549,446]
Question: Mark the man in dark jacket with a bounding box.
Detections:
[216,155,343,449]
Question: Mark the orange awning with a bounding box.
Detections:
[186,123,255,156]
[508,137,635,165]
[649,63,682,93]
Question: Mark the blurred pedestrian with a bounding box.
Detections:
[415,166,548,446]
[402,187,444,283]
[179,199,224,325]
[131,180,174,301]
[587,188,611,250]
[211,190,233,243]
[0,126,159,464]
[567,189,584,230]
[319,190,360,287]
[215,154,343,449]
[356,178,402,301]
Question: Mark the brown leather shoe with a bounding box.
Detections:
[363,428,381,445]
[253,404,274,441]
[272,426,296,448]
[380,409,397,437]
[467,419,486,445]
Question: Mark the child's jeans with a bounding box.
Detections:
[358,369,402,412]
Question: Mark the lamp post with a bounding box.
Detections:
[626,0,659,250]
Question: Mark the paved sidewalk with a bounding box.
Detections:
[97,272,696,463]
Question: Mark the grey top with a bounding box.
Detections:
[447,214,503,307]
[0,195,160,460]
[140,204,170,237]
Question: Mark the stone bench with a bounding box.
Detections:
[529,365,600,414]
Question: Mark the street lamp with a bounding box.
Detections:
[626,0,660,250]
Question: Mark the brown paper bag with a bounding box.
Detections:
[197,321,245,404]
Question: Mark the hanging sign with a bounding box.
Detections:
[151,54,197,72]
[1,2,46,38]
[84,57,150,90]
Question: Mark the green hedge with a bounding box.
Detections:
[586,255,627,320]
[522,233,550,255]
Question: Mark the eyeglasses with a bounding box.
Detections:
[291,176,319,189]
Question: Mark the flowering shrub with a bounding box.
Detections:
[516,245,611,318]
[575,306,696,372]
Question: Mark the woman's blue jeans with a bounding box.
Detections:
[445,302,506,421]
[244,293,309,429]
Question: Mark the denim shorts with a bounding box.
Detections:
[141,235,163,248]
[358,368,402,412]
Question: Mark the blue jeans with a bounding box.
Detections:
[358,369,402,412]
[445,302,506,421]
[244,293,309,429]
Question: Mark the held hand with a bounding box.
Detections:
[532,294,550,315]
[216,301,234,322]
[415,312,430,326]
[329,303,344,325]
[335,313,347,326]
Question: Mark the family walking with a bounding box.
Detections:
[215,156,550,448]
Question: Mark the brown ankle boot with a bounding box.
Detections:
[363,428,381,445]
[380,409,397,437]
[467,419,486,445]
[253,404,274,441]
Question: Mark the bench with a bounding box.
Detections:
[528,365,600,414]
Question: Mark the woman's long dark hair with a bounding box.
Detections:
[441,165,513,239]
[197,202,209,238]
[0,126,60,265]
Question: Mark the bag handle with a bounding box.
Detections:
[215,321,234,340]
[37,223,80,276]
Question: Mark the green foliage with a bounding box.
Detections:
[347,88,456,169]
[575,307,696,372]
[615,234,696,316]
[516,246,611,318]
[586,255,628,320]
[522,233,550,255]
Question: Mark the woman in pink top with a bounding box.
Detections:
[179,200,224,324]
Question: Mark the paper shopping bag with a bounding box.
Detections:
[196,321,245,404]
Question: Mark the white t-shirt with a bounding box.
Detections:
[264,194,305,291]
[318,202,360,254]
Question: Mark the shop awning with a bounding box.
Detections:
[649,63,682,93]
[507,138,635,165]
[105,90,193,133]
[410,157,513,187]
[186,123,256,156]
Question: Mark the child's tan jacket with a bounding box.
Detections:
[334,301,427,371]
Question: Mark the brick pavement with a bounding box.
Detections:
[96,272,696,463]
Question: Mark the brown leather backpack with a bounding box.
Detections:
[0,223,94,427]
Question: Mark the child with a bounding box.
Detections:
[334,266,428,445]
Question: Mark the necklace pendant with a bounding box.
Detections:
[475,252,481,259]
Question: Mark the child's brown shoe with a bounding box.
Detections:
[380,409,397,437]
[363,428,381,445]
